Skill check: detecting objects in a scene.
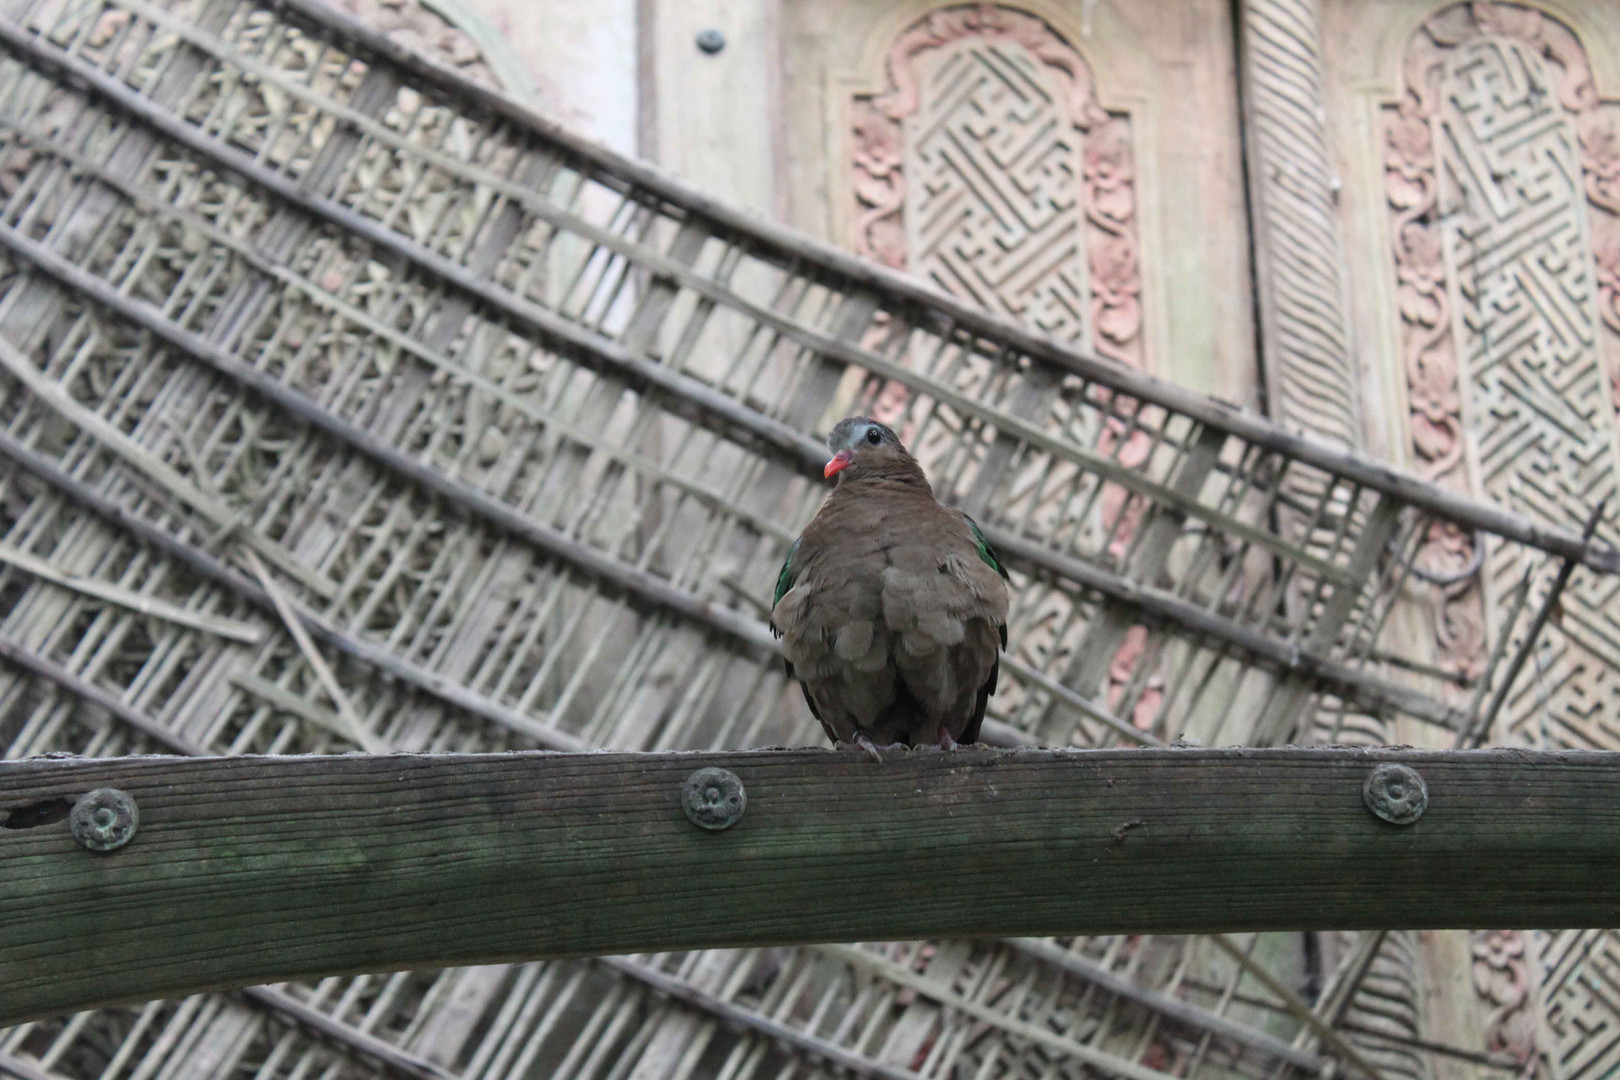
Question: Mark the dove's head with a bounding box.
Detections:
[823,417,925,486]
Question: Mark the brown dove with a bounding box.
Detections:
[770,417,1010,760]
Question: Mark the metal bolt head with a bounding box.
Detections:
[682,767,745,830]
[70,788,139,852]
[1363,764,1427,826]
[695,28,725,54]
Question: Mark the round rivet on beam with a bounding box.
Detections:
[682,768,746,831]
[1362,764,1427,826]
[70,788,139,852]
[695,28,726,54]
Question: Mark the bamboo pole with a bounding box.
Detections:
[1,746,1617,1027]
[0,539,261,644]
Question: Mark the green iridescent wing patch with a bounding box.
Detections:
[963,515,1009,581]
[773,536,803,608]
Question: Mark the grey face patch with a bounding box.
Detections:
[828,416,901,454]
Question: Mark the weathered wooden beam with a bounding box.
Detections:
[1,747,1616,1027]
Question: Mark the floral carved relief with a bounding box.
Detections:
[1471,930,1539,1072]
[1586,114,1620,410]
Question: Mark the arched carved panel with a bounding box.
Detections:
[850,4,1143,372]
[1387,2,1620,741]
[904,40,1092,347]
[1385,6,1620,1077]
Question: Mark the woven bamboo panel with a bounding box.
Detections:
[0,0,1611,1078]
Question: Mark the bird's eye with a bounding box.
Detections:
[865,428,882,445]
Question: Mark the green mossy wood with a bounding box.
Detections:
[2,746,1619,1027]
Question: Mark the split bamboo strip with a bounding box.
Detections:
[0,539,261,644]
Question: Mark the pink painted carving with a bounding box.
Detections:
[1587,111,1620,410]
[1105,624,1164,729]
[850,98,907,271]
[1083,119,1141,365]
[1471,930,1539,1071]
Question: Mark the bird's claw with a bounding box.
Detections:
[834,734,889,763]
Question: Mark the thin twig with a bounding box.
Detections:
[1454,499,1609,750]
[0,335,335,597]
[0,429,593,752]
[1336,1020,1523,1071]
[1005,937,1322,1070]
[239,986,455,1080]
[818,943,1182,1080]
[997,654,1161,747]
[241,549,388,755]
[230,673,354,742]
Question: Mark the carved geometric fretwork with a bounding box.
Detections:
[904,40,1091,348]
[1387,6,1620,1076]
[851,4,1142,370]
[1540,929,1620,1080]
[1437,36,1620,744]
[1438,36,1620,744]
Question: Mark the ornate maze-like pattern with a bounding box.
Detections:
[905,40,1089,347]
[1437,32,1620,1080]
[1439,38,1620,752]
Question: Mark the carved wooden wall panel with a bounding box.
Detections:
[903,40,1092,349]
[1386,11,1620,752]
[789,0,1256,402]
[1411,10,1620,1074]
[846,6,1165,722]
[1328,3,1620,1074]
[848,6,1141,372]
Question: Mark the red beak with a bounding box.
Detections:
[824,450,853,479]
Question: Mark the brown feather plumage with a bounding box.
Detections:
[771,418,1009,750]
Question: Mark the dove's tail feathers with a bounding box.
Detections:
[959,654,997,746]
[875,676,933,747]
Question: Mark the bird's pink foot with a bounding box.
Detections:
[937,730,960,751]
[855,733,888,763]
[835,734,886,763]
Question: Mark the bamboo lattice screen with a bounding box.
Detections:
[0,0,1613,1078]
